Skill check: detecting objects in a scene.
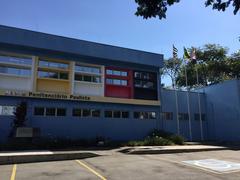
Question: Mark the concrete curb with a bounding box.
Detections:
[119,147,230,155]
[0,152,99,165]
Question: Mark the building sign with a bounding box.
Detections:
[1,90,90,101]
[0,89,160,106]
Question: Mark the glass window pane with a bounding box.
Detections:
[34,107,44,116]
[83,75,92,82]
[59,72,68,80]
[92,76,101,83]
[121,80,127,86]
[134,112,140,119]
[134,72,141,78]
[122,111,129,118]
[48,72,58,79]
[113,111,121,118]
[82,109,91,117]
[0,55,32,65]
[39,60,68,69]
[92,109,100,117]
[134,80,142,87]
[38,71,48,78]
[72,109,81,117]
[106,69,112,75]
[113,70,121,76]
[1,106,15,116]
[149,112,156,119]
[104,111,112,118]
[121,71,128,76]
[106,78,113,84]
[0,66,30,76]
[75,74,83,81]
[46,108,56,116]
[57,108,66,116]
[113,79,121,85]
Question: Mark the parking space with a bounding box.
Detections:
[1,150,240,180]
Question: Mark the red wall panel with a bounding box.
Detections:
[105,66,133,99]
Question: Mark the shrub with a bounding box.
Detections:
[169,135,185,145]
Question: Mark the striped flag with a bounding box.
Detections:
[173,45,178,59]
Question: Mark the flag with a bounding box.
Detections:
[183,47,191,59]
[173,45,178,59]
[191,48,197,61]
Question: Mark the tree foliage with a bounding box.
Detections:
[162,57,182,87]
[173,44,240,88]
[135,0,240,19]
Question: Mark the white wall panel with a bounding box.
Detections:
[0,74,32,91]
[74,82,104,96]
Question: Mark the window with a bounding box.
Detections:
[104,110,129,118]
[104,110,112,118]
[149,112,157,119]
[0,106,16,116]
[0,55,32,65]
[122,111,129,118]
[162,112,173,120]
[178,113,189,121]
[57,108,66,116]
[134,72,154,80]
[106,69,128,77]
[72,109,81,117]
[113,111,121,118]
[75,74,101,83]
[134,112,156,119]
[38,71,68,80]
[82,109,91,117]
[134,80,155,89]
[39,60,69,69]
[106,78,128,86]
[0,66,31,76]
[72,108,101,118]
[92,109,100,117]
[194,113,206,121]
[34,107,44,116]
[46,108,56,116]
[75,65,101,74]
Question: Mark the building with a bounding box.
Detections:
[0,25,239,143]
[0,25,163,143]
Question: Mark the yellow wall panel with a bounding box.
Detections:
[37,79,70,94]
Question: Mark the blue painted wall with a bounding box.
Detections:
[203,80,240,141]
[161,89,208,141]
[0,96,160,143]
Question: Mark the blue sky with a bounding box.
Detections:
[0,0,239,85]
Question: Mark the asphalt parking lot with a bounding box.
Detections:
[1,150,240,180]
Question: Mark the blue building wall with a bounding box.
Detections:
[161,89,208,141]
[203,80,240,141]
[0,96,160,143]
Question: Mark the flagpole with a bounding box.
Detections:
[174,72,180,135]
[173,45,180,135]
[184,57,192,141]
[196,64,204,141]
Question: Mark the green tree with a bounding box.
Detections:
[227,51,240,78]
[135,0,240,20]
[176,44,231,87]
[162,58,182,87]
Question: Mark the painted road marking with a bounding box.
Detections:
[75,160,107,180]
[10,164,17,180]
[183,159,240,173]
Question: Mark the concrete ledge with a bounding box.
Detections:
[119,145,230,155]
[0,151,100,165]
